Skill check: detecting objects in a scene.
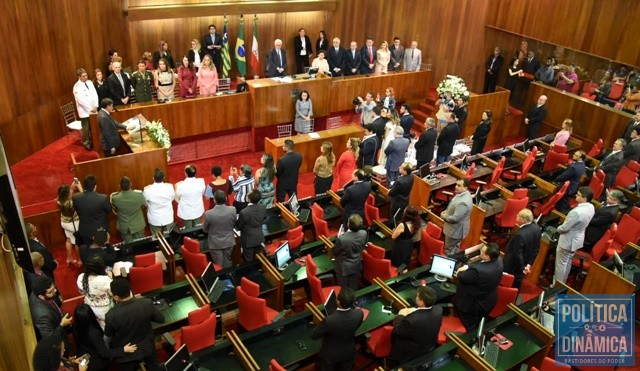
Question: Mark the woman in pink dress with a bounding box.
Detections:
[335,137,360,189]
[177,56,197,98]
[197,54,218,96]
[550,119,573,147]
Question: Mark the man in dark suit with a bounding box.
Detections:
[359,125,378,167]
[388,163,415,221]
[483,47,504,93]
[583,190,621,253]
[293,28,313,74]
[310,287,364,371]
[105,278,165,371]
[390,286,442,364]
[202,24,223,71]
[106,62,131,106]
[524,95,548,140]
[453,98,468,132]
[327,37,346,77]
[415,118,437,168]
[98,98,129,157]
[345,41,362,76]
[598,138,624,189]
[236,190,267,262]
[276,139,302,202]
[341,169,372,228]
[503,209,541,290]
[72,174,111,246]
[454,243,503,332]
[622,126,640,165]
[266,39,287,77]
[399,103,414,138]
[555,150,587,212]
[621,110,640,143]
[332,214,368,291]
[389,37,405,72]
[436,114,460,165]
[384,127,410,184]
[25,223,57,279]
[203,190,237,268]
[29,275,72,340]
[360,37,376,74]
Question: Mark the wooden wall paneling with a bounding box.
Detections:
[463,88,510,147]
[23,211,68,250]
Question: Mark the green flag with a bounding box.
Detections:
[235,15,246,77]
[222,16,231,78]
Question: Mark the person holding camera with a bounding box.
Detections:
[354,92,376,125]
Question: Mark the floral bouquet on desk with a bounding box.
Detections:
[145,120,171,160]
[436,75,470,101]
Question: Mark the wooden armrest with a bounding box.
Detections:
[509,169,521,174]
[442,190,454,196]
[475,180,487,185]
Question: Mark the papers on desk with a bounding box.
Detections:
[125,117,142,133]
[451,143,471,157]
[271,76,293,83]
[308,132,320,138]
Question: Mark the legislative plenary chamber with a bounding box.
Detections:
[1,1,640,370]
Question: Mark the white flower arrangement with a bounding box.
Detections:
[146,120,171,149]
[436,75,470,101]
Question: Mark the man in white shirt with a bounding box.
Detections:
[143,169,176,234]
[175,165,206,229]
[73,68,99,150]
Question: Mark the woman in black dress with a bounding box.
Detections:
[390,206,422,271]
[470,110,492,155]
[315,30,328,56]
[94,69,110,105]
[505,58,523,100]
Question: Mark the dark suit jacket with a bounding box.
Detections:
[76,319,127,371]
[453,106,468,129]
[623,139,640,165]
[344,49,362,75]
[436,123,460,156]
[584,204,619,249]
[266,48,288,77]
[455,259,503,316]
[202,32,222,61]
[525,104,548,139]
[388,174,414,214]
[400,114,414,138]
[79,243,117,268]
[104,297,165,363]
[556,161,586,195]
[29,292,63,339]
[152,50,175,69]
[391,306,443,363]
[293,36,313,60]
[276,151,302,191]
[310,308,364,363]
[327,47,346,75]
[187,49,203,65]
[415,127,437,164]
[28,239,57,279]
[359,135,378,167]
[106,73,131,105]
[503,223,541,278]
[598,151,623,188]
[360,46,377,74]
[522,57,540,75]
[341,181,372,222]
[622,119,639,143]
[332,229,368,277]
[485,54,504,75]
[98,109,127,153]
[236,203,266,248]
[385,137,410,171]
[72,190,111,242]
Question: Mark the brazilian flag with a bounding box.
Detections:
[222,16,231,78]
[235,15,246,77]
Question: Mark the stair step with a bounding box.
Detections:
[420,102,435,112]
[412,109,429,121]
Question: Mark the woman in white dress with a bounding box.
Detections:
[374,41,391,74]
[378,108,397,166]
[77,256,112,330]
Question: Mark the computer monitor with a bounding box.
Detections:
[613,250,624,275]
[164,344,193,371]
[236,82,247,93]
[536,291,546,322]
[419,163,431,178]
[323,289,338,317]
[201,262,217,291]
[307,67,319,75]
[429,255,457,282]
[275,241,291,270]
[474,317,487,356]
[289,193,299,216]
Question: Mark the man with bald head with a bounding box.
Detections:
[404,41,422,72]
[503,209,541,290]
[524,95,548,140]
[107,61,131,106]
[327,37,346,77]
[266,39,287,77]
[345,41,362,76]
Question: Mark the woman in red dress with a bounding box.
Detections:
[335,137,360,189]
[177,56,197,98]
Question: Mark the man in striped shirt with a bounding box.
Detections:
[229,164,255,213]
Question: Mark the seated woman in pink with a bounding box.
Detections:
[556,65,578,93]
[551,119,572,147]
[197,54,218,97]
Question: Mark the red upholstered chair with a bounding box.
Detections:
[362,243,398,283]
[365,202,387,226]
[542,150,569,172]
[573,223,616,272]
[311,202,324,219]
[130,262,163,294]
[486,156,506,189]
[551,144,567,153]
[531,181,569,217]
[629,206,640,221]
[437,316,466,344]
[499,273,515,287]
[269,359,286,371]
[495,188,529,231]
[587,138,603,158]
[418,222,444,266]
[503,146,537,181]
[182,236,222,271]
[265,226,305,256]
[570,170,605,209]
[488,286,519,318]
[464,162,476,179]
[607,214,640,257]
[135,252,156,267]
[604,82,625,102]
[367,194,375,205]
[366,325,393,358]
[613,161,639,189]
[181,247,210,277]
[182,236,200,253]
[312,210,336,239]
[236,277,279,331]
[531,356,571,371]
[176,305,217,352]
[306,254,340,305]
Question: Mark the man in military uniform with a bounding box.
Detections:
[111,176,146,243]
[131,60,153,103]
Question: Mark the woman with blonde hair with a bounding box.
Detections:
[335,137,359,189]
[197,54,219,96]
[154,58,175,102]
[551,118,573,147]
[188,39,203,69]
[374,41,391,74]
[314,141,335,194]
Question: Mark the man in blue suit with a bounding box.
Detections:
[384,126,410,184]
[360,37,376,74]
[555,150,586,213]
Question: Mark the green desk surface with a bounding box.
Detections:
[494,324,545,370]
[152,296,198,332]
[427,356,477,370]
[195,339,245,370]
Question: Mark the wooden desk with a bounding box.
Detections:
[581,261,636,295]
[264,125,364,173]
